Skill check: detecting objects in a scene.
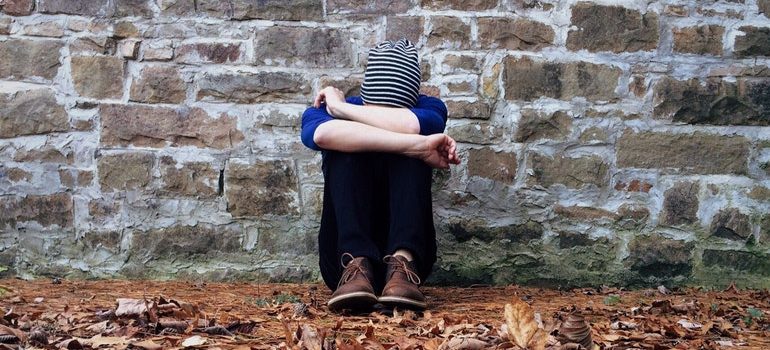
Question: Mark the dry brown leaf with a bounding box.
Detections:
[504,298,539,348]
[115,298,148,317]
[299,324,322,350]
[438,337,488,350]
[0,325,25,343]
[130,339,163,350]
[527,328,548,350]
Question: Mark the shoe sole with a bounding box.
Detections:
[378,295,427,310]
[328,291,377,311]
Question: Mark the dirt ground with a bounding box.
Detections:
[0,279,767,349]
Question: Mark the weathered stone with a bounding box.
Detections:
[159,156,219,198]
[253,27,351,68]
[231,0,323,20]
[503,57,620,101]
[653,77,770,125]
[129,224,243,259]
[554,205,618,221]
[467,148,517,184]
[225,159,299,217]
[0,193,73,228]
[114,0,153,17]
[71,56,125,99]
[528,154,609,189]
[616,131,750,175]
[447,122,501,144]
[142,40,174,61]
[617,204,650,228]
[13,146,72,164]
[159,0,195,16]
[319,76,363,99]
[695,7,742,19]
[422,0,496,10]
[97,152,154,191]
[0,40,63,81]
[113,21,139,38]
[567,2,659,53]
[1,0,33,15]
[710,208,751,240]
[515,110,571,142]
[557,231,610,249]
[100,104,244,149]
[629,75,647,98]
[20,21,65,37]
[664,5,688,16]
[118,39,140,59]
[662,182,699,226]
[760,0,770,17]
[427,16,470,49]
[328,0,413,14]
[614,179,653,193]
[508,0,554,11]
[0,17,12,35]
[702,250,770,276]
[579,127,608,143]
[446,100,491,120]
[197,72,310,104]
[748,186,770,201]
[5,167,31,182]
[386,16,424,43]
[0,87,68,138]
[70,36,116,55]
[625,234,693,279]
[445,80,475,95]
[673,25,724,55]
[734,26,770,57]
[447,219,543,243]
[130,66,186,104]
[442,55,481,74]
[59,169,93,188]
[175,42,243,64]
[477,17,554,51]
[38,0,112,16]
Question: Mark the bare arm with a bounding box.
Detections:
[313,119,459,169]
[313,86,420,134]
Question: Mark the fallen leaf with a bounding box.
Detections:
[115,298,148,317]
[181,335,207,347]
[438,337,488,350]
[677,319,703,330]
[504,298,539,348]
[130,339,163,350]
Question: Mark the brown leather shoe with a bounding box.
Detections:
[328,253,377,312]
[379,255,427,310]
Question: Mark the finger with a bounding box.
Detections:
[313,91,326,108]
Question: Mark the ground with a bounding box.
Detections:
[0,279,767,349]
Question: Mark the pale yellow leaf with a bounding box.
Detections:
[181,335,207,347]
[504,299,539,348]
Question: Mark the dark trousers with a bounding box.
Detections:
[318,150,437,292]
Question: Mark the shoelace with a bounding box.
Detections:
[384,255,421,285]
[337,253,371,289]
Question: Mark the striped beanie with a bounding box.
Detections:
[361,39,421,108]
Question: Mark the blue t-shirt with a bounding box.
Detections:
[300,95,448,151]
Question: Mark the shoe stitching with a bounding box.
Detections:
[337,253,372,289]
[384,255,421,285]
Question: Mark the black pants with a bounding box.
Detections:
[318,150,437,292]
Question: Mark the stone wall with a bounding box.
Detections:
[1,0,769,288]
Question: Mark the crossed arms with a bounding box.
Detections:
[302,87,460,169]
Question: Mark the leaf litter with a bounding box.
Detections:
[0,280,766,349]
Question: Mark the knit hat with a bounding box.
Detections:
[360,39,421,108]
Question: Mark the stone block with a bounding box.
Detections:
[253,27,351,68]
[442,55,482,74]
[625,234,693,278]
[328,0,414,14]
[225,159,299,217]
[422,0,496,10]
[130,66,186,104]
[100,104,244,149]
[554,205,618,221]
[710,208,751,240]
[175,42,243,64]
[118,39,140,59]
[230,0,323,21]
[1,0,34,15]
[318,76,363,99]
[58,169,93,188]
[616,131,750,175]
[748,186,770,201]
[427,16,470,49]
[114,22,140,38]
[38,0,111,16]
[653,77,770,125]
[557,231,611,249]
[447,122,501,144]
[386,16,424,43]
[760,0,770,17]
[0,193,73,228]
[0,86,68,138]
[197,72,309,104]
[507,0,554,11]
[735,26,770,57]
[467,148,517,184]
[447,219,543,243]
[673,25,724,55]
[567,2,659,53]
[114,0,153,17]
[159,156,219,198]
[71,56,125,99]
[528,153,608,189]
[0,39,63,81]
[503,57,620,102]
[19,21,63,38]
[129,224,243,259]
[13,146,72,164]
[515,109,571,143]
[97,152,154,191]
[477,17,554,51]
[0,17,12,35]
[159,0,195,16]
[5,167,31,182]
[702,250,770,276]
[446,100,492,120]
[70,37,116,55]
[662,182,699,226]
[142,40,174,61]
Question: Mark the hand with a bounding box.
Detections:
[312,86,346,117]
[415,134,461,169]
